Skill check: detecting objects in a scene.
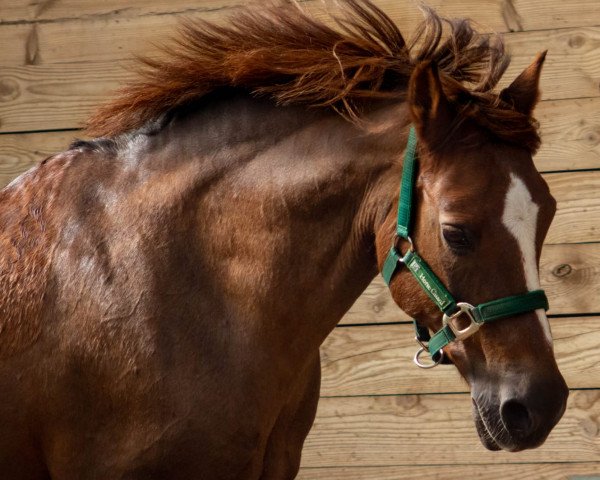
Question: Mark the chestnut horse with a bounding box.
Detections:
[0,1,567,479]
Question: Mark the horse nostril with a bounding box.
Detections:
[501,399,533,437]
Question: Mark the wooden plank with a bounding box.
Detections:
[0,11,597,103]
[0,22,596,132]
[0,62,131,132]
[537,97,600,172]
[0,13,206,67]
[0,96,598,171]
[342,243,600,325]
[547,172,600,244]
[540,243,600,315]
[0,131,75,186]
[500,27,600,101]
[321,317,600,396]
[2,0,599,33]
[298,463,600,480]
[300,390,600,467]
[0,30,595,132]
[0,22,34,67]
[341,272,411,324]
[0,0,243,24]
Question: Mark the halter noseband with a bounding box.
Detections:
[381,126,549,369]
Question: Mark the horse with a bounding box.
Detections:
[0,1,568,478]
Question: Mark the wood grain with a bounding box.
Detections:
[297,463,600,480]
[537,97,600,172]
[499,27,600,101]
[0,12,214,67]
[540,243,600,314]
[300,390,600,467]
[0,12,596,133]
[0,130,75,186]
[2,0,599,33]
[0,0,244,24]
[321,317,600,396]
[0,10,597,104]
[547,172,600,244]
[0,62,131,132]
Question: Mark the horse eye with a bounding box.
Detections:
[442,225,472,251]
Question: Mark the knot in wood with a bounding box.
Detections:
[552,263,572,278]
[568,33,586,49]
[585,128,600,146]
[0,78,19,102]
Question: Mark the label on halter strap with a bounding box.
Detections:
[402,250,457,315]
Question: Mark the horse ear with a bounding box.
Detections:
[500,51,547,116]
[408,61,453,146]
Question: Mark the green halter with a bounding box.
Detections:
[382,127,549,368]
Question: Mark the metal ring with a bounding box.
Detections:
[393,235,415,258]
[413,347,444,369]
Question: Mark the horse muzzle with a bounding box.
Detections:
[471,373,568,452]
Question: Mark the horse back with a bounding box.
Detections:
[0,150,79,478]
[0,143,299,479]
[0,151,79,359]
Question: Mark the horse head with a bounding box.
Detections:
[378,53,568,451]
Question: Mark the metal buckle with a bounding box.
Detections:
[442,302,479,341]
[413,345,444,369]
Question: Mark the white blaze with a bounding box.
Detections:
[502,173,553,345]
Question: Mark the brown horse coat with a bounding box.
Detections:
[0,2,566,478]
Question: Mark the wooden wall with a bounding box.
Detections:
[1,1,599,478]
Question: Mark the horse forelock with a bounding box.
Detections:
[85,0,539,152]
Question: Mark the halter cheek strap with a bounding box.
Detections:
[382,127,549,368]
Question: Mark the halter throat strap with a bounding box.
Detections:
[381,127,549,367]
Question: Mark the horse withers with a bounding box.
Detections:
[0,1,567,478]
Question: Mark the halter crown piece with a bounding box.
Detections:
[382,127,549,369]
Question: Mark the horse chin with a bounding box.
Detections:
[472,399,502,451]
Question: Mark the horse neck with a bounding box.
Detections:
[138,93,409,358]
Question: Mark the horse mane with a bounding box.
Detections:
[85,0,540,152]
